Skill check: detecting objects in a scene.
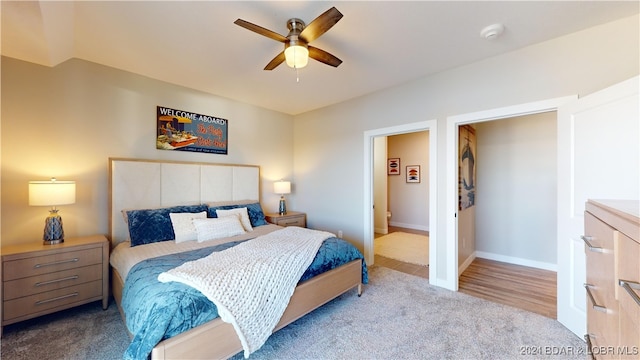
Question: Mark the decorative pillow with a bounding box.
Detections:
[192,216,245,242]
[216,207,253,232]
[126,204,208,247]
[169,211,207,243]
[207,202,267,227]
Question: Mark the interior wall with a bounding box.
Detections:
[1,57,294,246]
[293,15,639,284]
[373,136,388,234]
[474,112,558,270]
[387,131,429,231]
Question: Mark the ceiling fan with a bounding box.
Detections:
[234,7,343,70]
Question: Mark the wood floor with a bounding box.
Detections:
[374,227,557,319]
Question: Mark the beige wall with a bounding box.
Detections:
[475,113,557,268]
[387,131,430,231]
[1,58,294,246]
[293,15,639,284]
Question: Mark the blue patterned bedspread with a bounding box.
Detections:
[121,237,368,360]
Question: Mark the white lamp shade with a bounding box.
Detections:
[273,181,291,195]
[29,180,76,206]
[284,45,309,68]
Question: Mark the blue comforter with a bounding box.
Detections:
[122,237,367,360]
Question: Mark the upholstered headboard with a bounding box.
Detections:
[109,158,260,245]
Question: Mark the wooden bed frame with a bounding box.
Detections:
[108,158,363,359]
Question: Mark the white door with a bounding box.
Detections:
[557,76,639,337]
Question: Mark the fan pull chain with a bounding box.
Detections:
[295,66,300,83]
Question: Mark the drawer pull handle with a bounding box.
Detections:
[584,284,607,312]
[581,236,603,253]
[35,275,79,287]
[619,279,640,308]
[35,292,79,305]
[34,258,79,268]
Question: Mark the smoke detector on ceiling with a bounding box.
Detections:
[480,23,505,40]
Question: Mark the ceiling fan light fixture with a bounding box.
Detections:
[284,44,309,69]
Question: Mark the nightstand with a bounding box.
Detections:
[265,211,306,228]
[1,235,109,336]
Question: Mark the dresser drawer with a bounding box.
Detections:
[274,216,305,227]
[3,280,102,321]
[3,264,103,300]
[3,247,103,281]
[585,213,616,295]
[617,233,640,353]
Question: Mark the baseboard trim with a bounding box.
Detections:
[475,251,557,272]
[374,227,388,235]
[458,252,476,275]
[388,221,429,232]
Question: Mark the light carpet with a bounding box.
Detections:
[375,231,429,266]
[1,267,585,360]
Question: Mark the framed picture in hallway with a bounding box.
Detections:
[459,125,476,210]
[406,165,420,183]
[388,158,400,175]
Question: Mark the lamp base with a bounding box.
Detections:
[43,238,64,245]
[279,196,287,215]
[43,210,65,245]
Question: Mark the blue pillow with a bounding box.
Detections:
[207,202,267,227]
[126,204,208,247]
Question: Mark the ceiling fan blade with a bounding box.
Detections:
[264,51,286,70]
[308,46,342,67]
[299,7,343,43]
[234,19,287,43]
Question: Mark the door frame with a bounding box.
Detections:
[445,96,576,291]
[363,120,438,284]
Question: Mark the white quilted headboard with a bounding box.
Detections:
[109,158,260,245]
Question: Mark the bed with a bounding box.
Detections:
[108,158,367,359]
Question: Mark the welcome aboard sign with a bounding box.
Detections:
[156,106,228,155]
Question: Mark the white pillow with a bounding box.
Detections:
[192,216,246,243]
[169,211,208,243]
[216,207,253,232]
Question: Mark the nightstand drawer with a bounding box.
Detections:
[265,211,307,228]
[274,216,305,227]
[3,248,102,281]
[3,264,103,300]
[3,280,102,321]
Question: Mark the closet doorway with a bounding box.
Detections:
[445,96,577,313]
[457,113,559,318]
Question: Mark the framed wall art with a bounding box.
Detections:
[388,158,400,175]
[406,165,420,183]
[459,124,476,210]
[156,106,228,155]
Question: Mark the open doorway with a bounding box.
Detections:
[445,96,577,314]
[363,120,438,284]
[456,112,559,318]
[373,131,430,278]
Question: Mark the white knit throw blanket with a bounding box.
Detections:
[157,226,333,358]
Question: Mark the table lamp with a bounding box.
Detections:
[29,178,76,244]
[273,180,291,215]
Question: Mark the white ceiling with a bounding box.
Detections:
[2,1,638,115]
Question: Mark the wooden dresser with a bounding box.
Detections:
[583,200,639,359]
[1,235,109,336]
